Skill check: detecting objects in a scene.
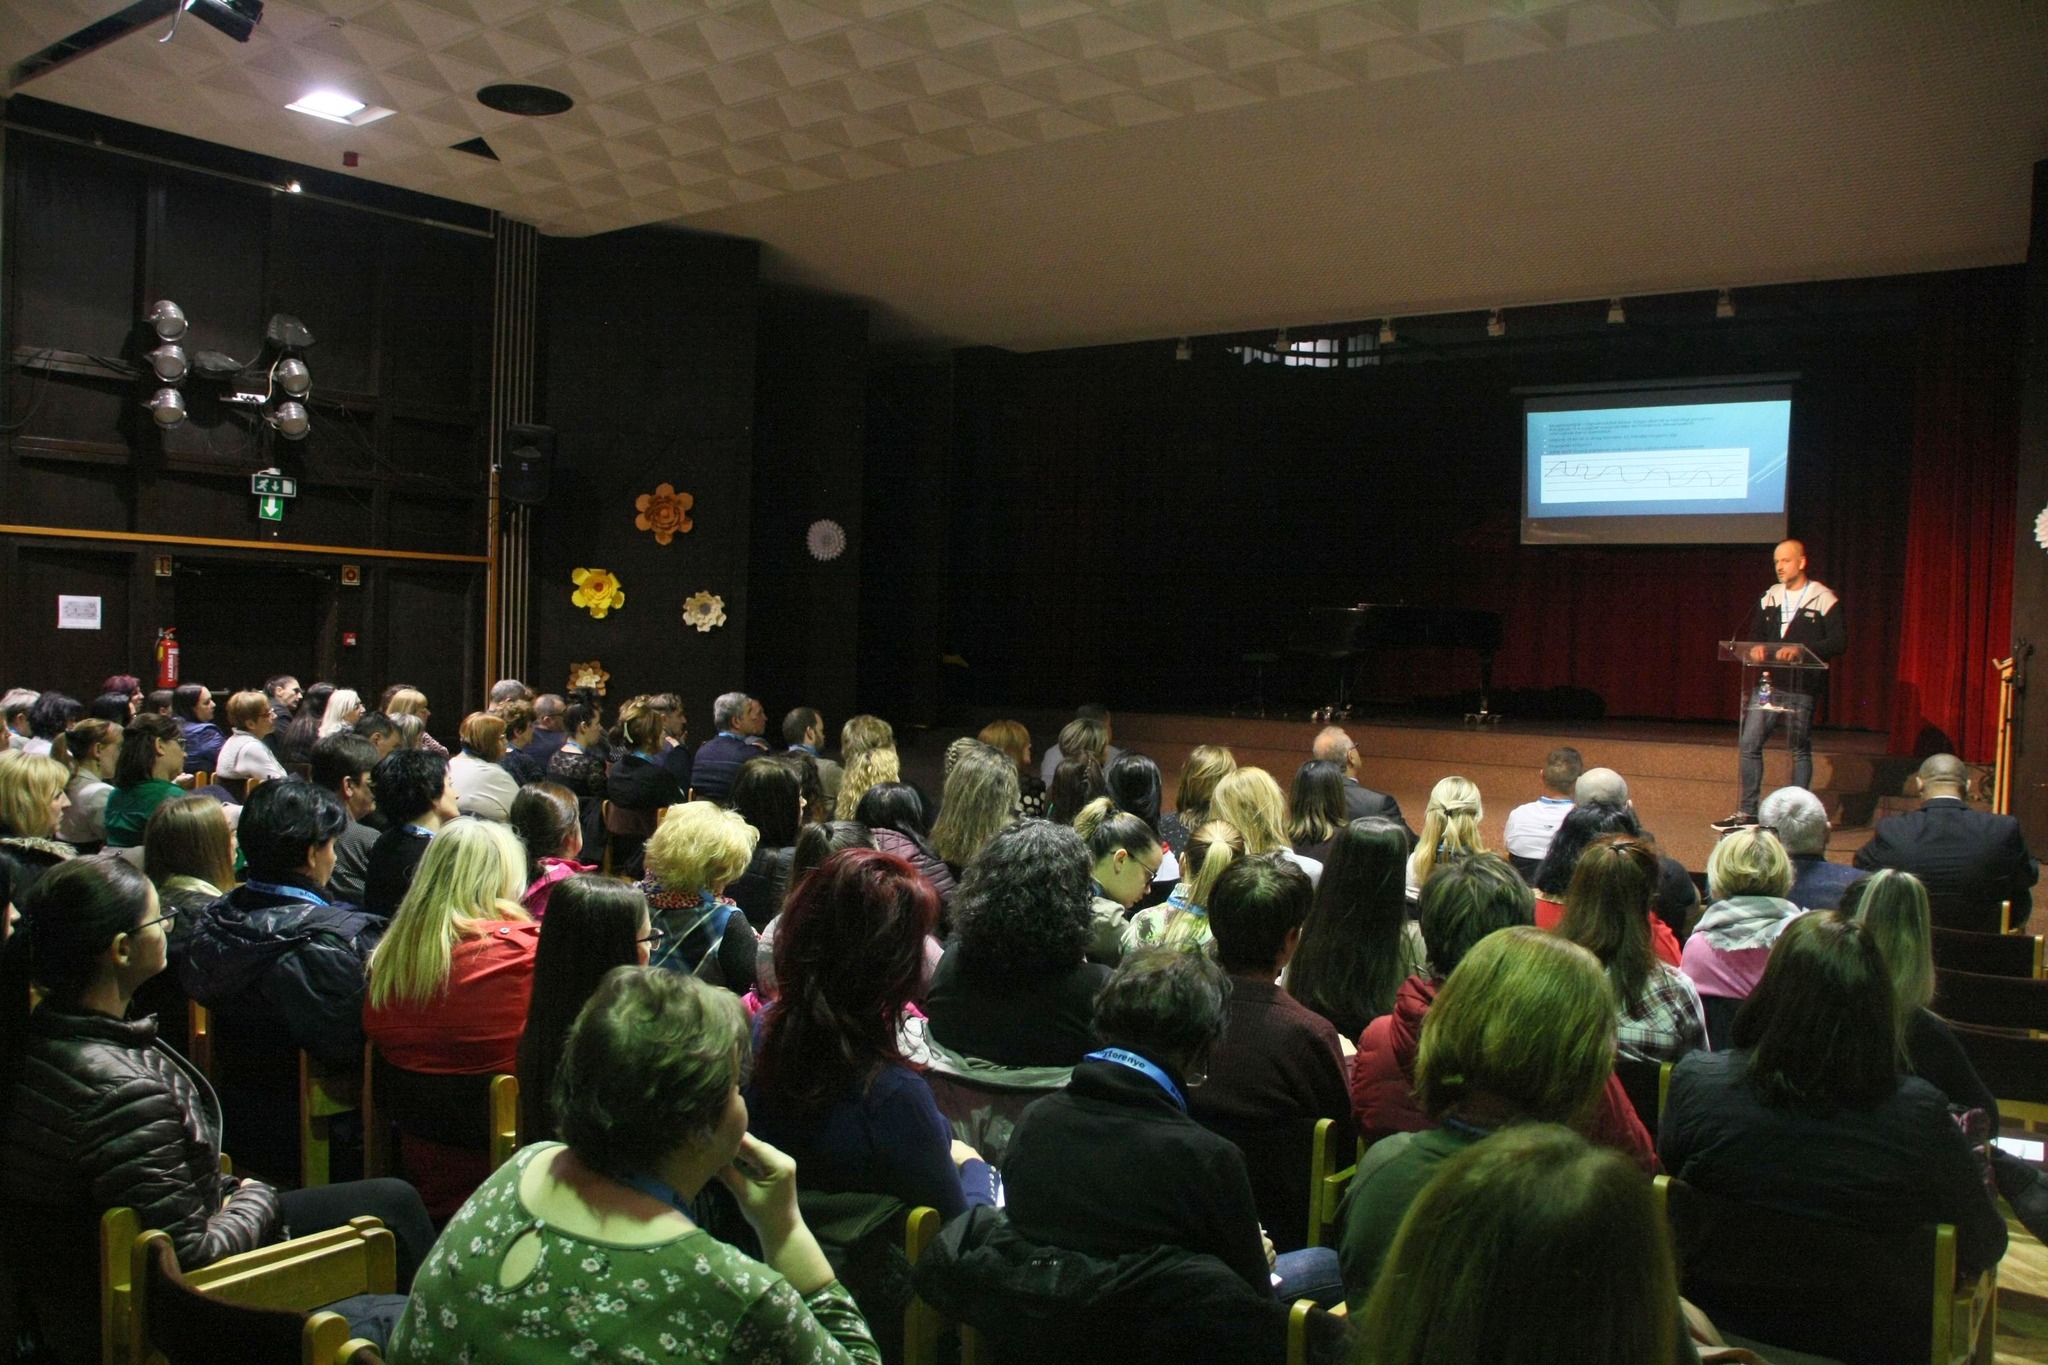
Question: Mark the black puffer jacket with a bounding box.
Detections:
[179,880,386,1068]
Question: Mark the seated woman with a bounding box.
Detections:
[212,690,287,782]
[317,688,365,740]
[977,719,1045,818]
[104,714,192,850]
[748,848,995,1218]
[1159,745,1236,857]
[932,741,1022,877]
[1286,759,1349,866]
[391,968,881,1364]
[362,750,458,917]
[57,717,120,850]
[0,752,75,899]
[1556,835,1706,1064]
[727,756,803,930]
[514,876,652,1143]
[274,682,332,769]
[0,859,432,1365]
[544,697,609,854]
[1284,817,1426,1040]
[21,691,81,758]
[365,819,539,1216]
[1405,775,1485,901]
[507,782,592,918]
[1350,855,1656,1169]
[495,700,545,787]
[1044,754,1107,826]
[1212,767,1322,886]
[1003,947,1344,1307]
[606,696,686,878]
[1681,825,1802,1041]
[137,795,232,1049]
[1336,926,1619,1305]
[640,801,762,991]
[925,820,1112,1068]
[1073,796,1164,965]
[449,712,520,822]
[1122,819,1242,956]
[855,781,957,907]
[752,821,882,1005]
[834,742,900,822]
[1660,910,2007,1279]
[383,687,446,757]
[1356,1125,1677,1365]
[1104,752,1179,893]
[1849,870,2048,1240]
[172,684,226,775]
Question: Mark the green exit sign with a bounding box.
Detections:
[252,473,298,498]
[257,495,285,522]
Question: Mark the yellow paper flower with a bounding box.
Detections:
[635,483,694,544]
[571,567,625,619]
[567,661,609,695]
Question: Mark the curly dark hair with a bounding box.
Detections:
[950,819,1093,985]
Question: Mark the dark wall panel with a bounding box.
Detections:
[172,559,329,695]
[381,569,480,737]
[154,172,271,360]
[274,200,381,396]
[2012,160,2048,845]
[858,361,951,723]
[2,546,134,696]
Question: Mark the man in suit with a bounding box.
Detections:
[1854,754,2038,932]
[1311,726,1414,840]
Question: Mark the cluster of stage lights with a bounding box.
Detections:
[142,300,311,440]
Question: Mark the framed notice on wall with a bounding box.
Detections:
[57,595,103,630]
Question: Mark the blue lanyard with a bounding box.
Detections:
[622,1173,694,1217]
[243,880,328,906]
[402,824,436,839]
[1086,1048,1187,1111]
[1440,1116,1495,1142]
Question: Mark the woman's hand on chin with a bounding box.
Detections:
[719,1134,838,1295]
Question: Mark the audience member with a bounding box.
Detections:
[1531,801,1684,966]
[275,682,333,767]
[856,781,957,908]
[362,749,456,916]
[1556,835,1706,1064]
[1406,775,1484,900]
[213,689,288,780]
[1681,827,1802,1043]
[835,743,899,821]
[1284,817,1425,1040]
[0,753,75,898]
[750,848,995,1221]
[172,684,225,774]
[649,691,694,793]
[606,696,687,877]
[1045,753,1106,825]
[387,710,426,752]
[144,687,174,717]
[932,741,1023,874]
[23,691,81,758]
[691,691,771,804]
[513,875,652,1143]
[1355,1125,1676,1365]
[352,710,401,759]
[1760,785,1858,909]
[640,801,762,991]
[0,859,432,1365]
[1073,797,1164,965]
[783,706,844,804]
[1193,855,1354,1255]
[508,782,593,918]
[545,697,608,853]
[487,678,531,708]
[317,687,364,739]
[448,711,519,822]
[1336,927,1622,1306]
[1123,818,1242,955]
[1309,726,1411,833]
[726,757,802,929]
[1286,759,1349,865]
[1853,752,2038,931]
[87,691,133,725]
[142,794,235,921]
[1571,767,1704,935]
[1159,743,1235,854]
[978,719,1045,818]
[383,687,446,756]
[104,714,191,849]
[841,714,894,766]
[1213,766,1323,886]
[57,717,120,848]
[495,699,545,786]
[1038,703,1121,788]
[389,969,881,1363]
[753,821,881,1002]
[312,734,382,905]
[1,689,37,751]
[522,692,568,769]
[1660,911,2007,1278]
[925,820,1111,1067]
[1003,948,1345,1307]
[1501,745,1582,877]
[1103,752,1176,883]
[102,674,145,718]
[262,674,300,729]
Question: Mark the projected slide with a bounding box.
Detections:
[1521,383,1793,545]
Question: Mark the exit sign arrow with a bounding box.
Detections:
[258,495,285,521]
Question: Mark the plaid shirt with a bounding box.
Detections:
[1617,961,1707,1064]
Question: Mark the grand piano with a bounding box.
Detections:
[1288,603,1505,720]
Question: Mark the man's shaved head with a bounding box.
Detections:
[1312,727,1352,761]
[1917,753,1968,793]
[1574,767,1629,807]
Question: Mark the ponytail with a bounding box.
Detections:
[1074,797,1159,862]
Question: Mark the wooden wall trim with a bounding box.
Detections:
[0,523,487,564]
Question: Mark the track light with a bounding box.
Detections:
[1607,297,1625,325]
[1486,309,1505,339]
[1716,288,1735,320]
[146,388,187,428]
[1174,338,1191,362]
[1378,318,1395,346]
[148,344,188,383]
[273,357,311,397]
[147,300,187,341]
[271,401,310,440]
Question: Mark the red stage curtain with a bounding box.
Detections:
[1889,277,2022,763]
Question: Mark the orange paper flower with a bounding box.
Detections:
[567,661,609,695]
[635,483,695,544]
[571,566,625,619]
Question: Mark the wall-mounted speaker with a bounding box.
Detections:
[502,424,555,505]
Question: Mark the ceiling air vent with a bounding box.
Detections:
[450,137,499,160]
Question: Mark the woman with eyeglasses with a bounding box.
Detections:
[0,858,433,1365]
[1073,797,1163,967]
[515,876,656,1144]
[103,713,193,850]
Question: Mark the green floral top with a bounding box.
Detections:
[390,1144,882,1364]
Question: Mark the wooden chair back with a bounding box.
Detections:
[1948,1023,2048,1126]
[185,1001,213,1078]
[1305,1117,1360,1249]
[215,776,251,803]
[904,1204,985,1365]
[489,1073,521,1171]
[1926,893,2015,936]
[335,1342,385,1365]
[1934,967,2048,1032]
[299,1050,362,1189]
[361,1043,492,1183]
[1611,1057,1673,1133]
[1931,926,2046,980]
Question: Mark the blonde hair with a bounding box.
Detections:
[645,801,759,895]
[1173,745,1237,825]
[0,753,69,838]
[1413,775,1486,886]
[835,747,900,821]
[366,818,530,1009]
[1162,820,1244,952]
[390,712,425,750]
[616,695,666,752]
[977,720,1031,772]
[144,795,236,892]
[1852,868,1936,1044]
[384,688,429,718]
[319,689,362,738]
[841,714,894,766]
[1209,767,1290,855]
[932,742,1021,866]
[63,718,121,776]
[1706,825,1793,901]
[459,711,507,761]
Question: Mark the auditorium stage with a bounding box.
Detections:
[900,709,1910,874]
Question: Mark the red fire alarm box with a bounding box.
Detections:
[342,632,359,648]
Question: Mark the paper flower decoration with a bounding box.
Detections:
[571,567,625,619]
[682,590,727,633]
[2035,505,2048,553]
[635,483,695,544]
[567,661,609,695]
[806,518,846,562]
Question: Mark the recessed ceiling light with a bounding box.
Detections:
[286,90,394,126]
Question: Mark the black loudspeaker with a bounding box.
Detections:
[501,424,554,505]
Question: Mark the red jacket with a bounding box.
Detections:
[1348,974,1657,1172]
[364,920,541,1076]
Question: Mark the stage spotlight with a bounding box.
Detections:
[148,344,188,383]
[1486,309,1505,339]
[273,357,311,397]
[186,0,264,43]
[147,388,187,428]
[147,300,187,341]
[1607,297,1626,325]
[1378,318,1395,345]
[271,401,310,440]
[1716,288,1735,320]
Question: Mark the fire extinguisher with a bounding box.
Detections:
[156,627,180,689]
